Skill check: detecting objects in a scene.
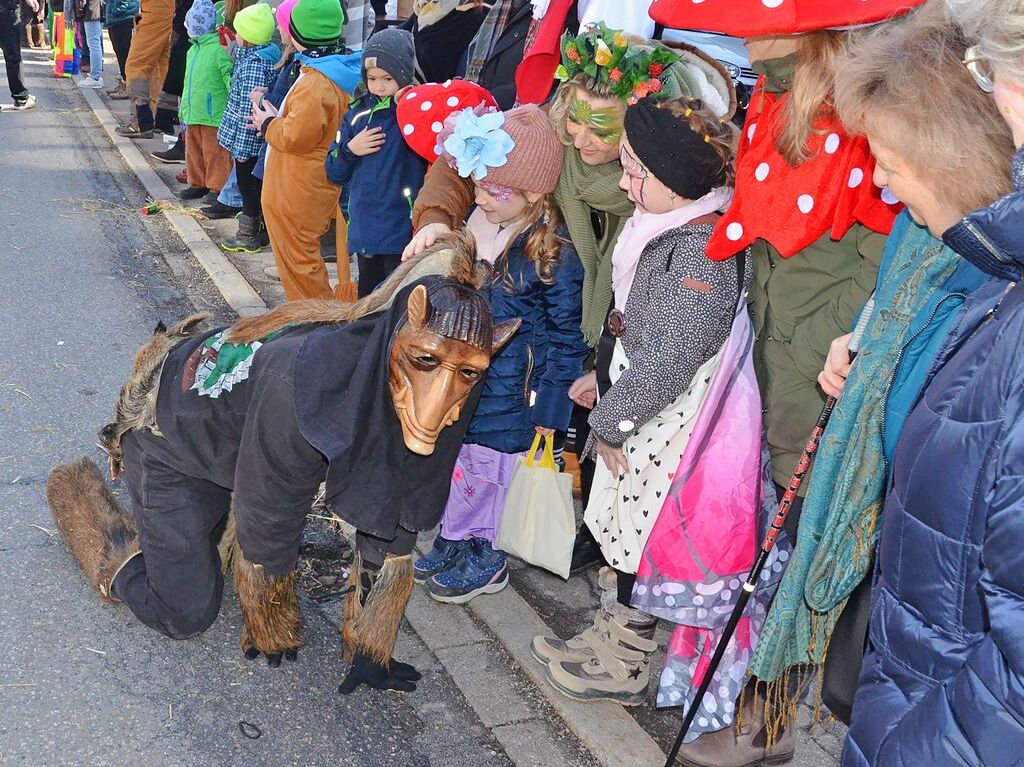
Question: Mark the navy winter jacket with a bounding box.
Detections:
[325,93,427,256]
[843,150,1024,766]
[465,223,589,454]
[253,56,300,181]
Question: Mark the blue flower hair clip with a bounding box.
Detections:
[442,108,515,181]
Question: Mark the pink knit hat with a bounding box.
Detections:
[444,105,564,195]
[276,0,299,37]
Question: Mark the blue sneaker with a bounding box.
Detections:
[426,538,509,604]
[414,535,472,583]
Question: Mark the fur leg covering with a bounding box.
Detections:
[342,551,414,666]
[47,456,140,603]
[233,556,302,664]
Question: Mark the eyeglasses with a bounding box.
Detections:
[964,46,995,93]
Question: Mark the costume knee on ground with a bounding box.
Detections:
[48,237,519,689]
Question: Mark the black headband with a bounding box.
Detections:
[623,99,726,200]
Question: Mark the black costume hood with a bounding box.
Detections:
[293,277,484,540]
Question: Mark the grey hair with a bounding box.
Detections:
[945,0,1024,82]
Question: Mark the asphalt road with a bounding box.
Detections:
[0,54,514,767]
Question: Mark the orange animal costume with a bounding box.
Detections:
[258,0,358,301]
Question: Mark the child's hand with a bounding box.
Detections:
[595,437,628,478]
[402,223,451,261]
[568,371,598,409]
[249,87,268,109]
[348,126,386,157]
[535,426,555,437]
[248,99,279,131]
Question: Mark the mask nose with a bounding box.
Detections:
[404,366,461,455]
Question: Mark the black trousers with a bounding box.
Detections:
[235,157,263,219]
[357,253,402,298]
[108,20,133,80]
[115,431,230,639]
[0,9,27,101]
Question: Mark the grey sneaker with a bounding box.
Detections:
[12,94,37,111]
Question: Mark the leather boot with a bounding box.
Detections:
[674,690,797,767]
[32,22,47,48]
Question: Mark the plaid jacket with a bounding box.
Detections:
[217,44,278,161]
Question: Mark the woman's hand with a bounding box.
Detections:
[595,437,628,478]
[348,126,386,157]
[818,333,853,399]
[568,371,598,409]
[402,223,451,261]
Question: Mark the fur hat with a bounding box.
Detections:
[362,28,417,88]
[289,0,345,48]
[185,0,217,38]
[445,104,563,195]
[233,3,275,45]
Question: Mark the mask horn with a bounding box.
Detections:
[407,285,431,332]
[491,319,521,355]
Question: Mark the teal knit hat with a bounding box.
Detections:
[289,0,346,48]
[234,3,275,45]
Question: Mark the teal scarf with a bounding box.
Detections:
[750,213,986,681]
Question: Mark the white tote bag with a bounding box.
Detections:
[495,434,576,579]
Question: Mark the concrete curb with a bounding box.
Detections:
[78,87,267,318]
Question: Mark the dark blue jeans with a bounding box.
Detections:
[0,8,28,100]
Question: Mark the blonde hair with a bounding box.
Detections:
[656,97,740,188]
[834,4,1014,215]
[275,41,295,69]
[775,30,849,166]
[491,195,565,288]
[946,0,1024,83]
[549,76,624,148]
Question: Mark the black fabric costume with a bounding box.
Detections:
[113,278,482,636]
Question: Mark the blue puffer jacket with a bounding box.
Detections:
[325,92,427,256]
[105,0,139,26]
[844,150,1024,766]
[465,222,589,454]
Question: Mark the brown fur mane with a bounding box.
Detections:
[227,229,483,345]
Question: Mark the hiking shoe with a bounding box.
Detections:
[673,691,797,767]
[426,538,508,604]
[200,200,241,220]
[77,76,104,89]
[222,214,265,253]
[115,124,154,139]
[151,140,185,164]
[12,94,37,111]
[107,78,129,100]
[178,186,210,201]
[414,535,472,583]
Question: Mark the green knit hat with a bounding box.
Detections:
[233,2,275,45]
[289,0,346,48]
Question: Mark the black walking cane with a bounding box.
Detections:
[663,299,876,767]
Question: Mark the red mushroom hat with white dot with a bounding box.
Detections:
[648,0,926,37]
[396,79,499,162]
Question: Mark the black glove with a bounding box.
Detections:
[244,646,299,668]
[337,653,421,694]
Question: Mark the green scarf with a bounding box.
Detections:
[555,149,634,347]
[749,216,975,683]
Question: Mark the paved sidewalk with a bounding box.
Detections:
[71,42,849,767]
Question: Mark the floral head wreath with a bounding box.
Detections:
[439,106,515,183]
[556,22,682,106]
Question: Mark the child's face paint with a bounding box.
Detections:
[618,137,685,214]
[366,67,400,99]
[474,181,531,226]
[565,91,623,166]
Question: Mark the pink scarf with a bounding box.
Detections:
[466,207,523,266]
[611,187,733,311]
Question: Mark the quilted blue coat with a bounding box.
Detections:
[465,221,589,454]
[843,151,1024,766]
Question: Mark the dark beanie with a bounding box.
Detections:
[623,98,726,200]
[362,28,417,88]
[289,0,345,48]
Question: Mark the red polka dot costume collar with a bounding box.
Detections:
[706,80,902,261]
[649,0,926,37]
